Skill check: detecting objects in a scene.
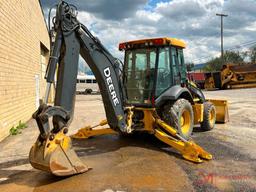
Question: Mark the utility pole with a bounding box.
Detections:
[216,13,228,64]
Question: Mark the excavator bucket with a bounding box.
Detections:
[208,99,229,123]
[29,131,90,176]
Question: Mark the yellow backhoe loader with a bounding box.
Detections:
[29,1,229,177]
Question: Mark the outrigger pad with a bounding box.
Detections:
[29,131,90,176]
[182,141,213,163]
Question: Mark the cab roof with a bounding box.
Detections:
[119,37,186,50]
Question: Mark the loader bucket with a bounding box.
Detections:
[208,99,229,123]
[29,131,90,176]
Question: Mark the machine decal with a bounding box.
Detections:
[104,67,120,106]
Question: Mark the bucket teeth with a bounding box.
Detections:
[29,132,90,176]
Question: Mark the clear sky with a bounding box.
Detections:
[40,0,256,65]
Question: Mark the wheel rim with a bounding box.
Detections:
[180,109,191,135]
[209,108,215,127]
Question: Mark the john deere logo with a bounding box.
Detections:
[104,67,120,106]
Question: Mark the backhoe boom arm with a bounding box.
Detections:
[41,1,126,136]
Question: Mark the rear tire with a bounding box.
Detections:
[200,102,216,131]
[162,99,194,140]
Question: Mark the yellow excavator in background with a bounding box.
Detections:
[205,63,256,90]
[29,1,229,177]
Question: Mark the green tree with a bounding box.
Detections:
[249,45,256,63]
[223,51,244,63]
[186,62,194,72]
[203,57,222,72]
[203,50,244,72]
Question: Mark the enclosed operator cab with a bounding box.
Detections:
[119,37,187,106]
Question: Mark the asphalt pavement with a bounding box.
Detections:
[0,89,256,192]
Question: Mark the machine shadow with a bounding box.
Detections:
[192,125,208,132]
[0,158,64,188]
[0,130,211,189]
[73,132,184,160]
[0,133,184,189]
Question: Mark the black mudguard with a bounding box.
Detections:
[155,85,194,107]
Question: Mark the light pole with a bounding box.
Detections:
[216,13,228,64]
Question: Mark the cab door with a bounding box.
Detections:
[177,48,187,83]
[155,47,172,97]
[171,47,181,85]
[124,48,157,104]
[171,47,186,85]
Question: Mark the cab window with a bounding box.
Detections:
[177,49,186,82]
[156,47,171,96]
[125,48,156,104]
[171,47,180,84]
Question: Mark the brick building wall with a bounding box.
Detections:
[0,0,50,141]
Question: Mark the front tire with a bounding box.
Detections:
[162,99,194,140]
[200,102,216,131]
